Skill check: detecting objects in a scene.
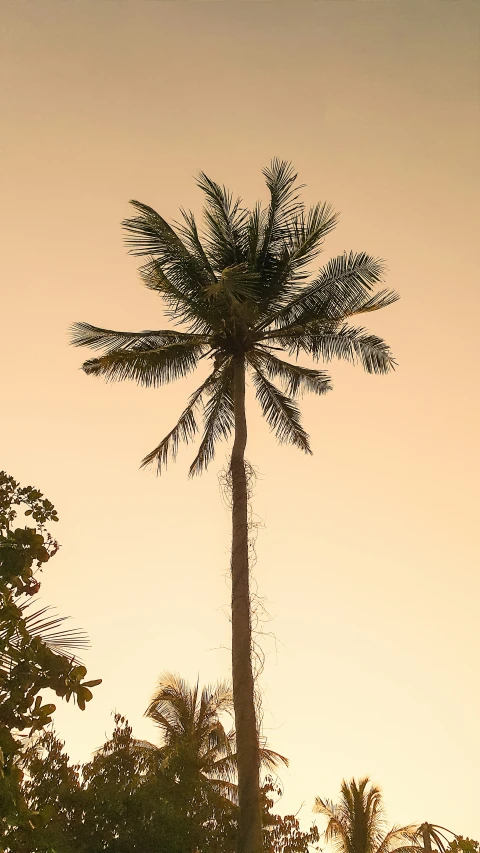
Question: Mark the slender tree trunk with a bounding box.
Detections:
[421,825,432,853]
[230,354,262,853]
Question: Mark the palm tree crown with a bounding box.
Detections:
[70,160,397,473]
[314,777,417,853]
[139,673,286,802]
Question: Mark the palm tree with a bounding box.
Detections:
[70,160,398,852]
[314,777,418,853]
[138,672,286,805]
[413,824,458,853]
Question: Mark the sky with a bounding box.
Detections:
[1,0,479,838]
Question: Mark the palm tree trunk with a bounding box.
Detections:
[230,354,262,853]
[421,825,432,853]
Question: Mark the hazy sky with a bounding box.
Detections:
[2,0,479,838]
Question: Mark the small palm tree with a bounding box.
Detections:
[314,777,418,853]
[414,824,458,853]
[71,161,397,852]
[139,672,286,804]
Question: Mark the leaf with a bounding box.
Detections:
[81,340,208,388]
[250,365,312,453]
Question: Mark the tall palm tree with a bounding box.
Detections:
[314,777,418,853]
[70,160,398,853]
[138,672,286,806]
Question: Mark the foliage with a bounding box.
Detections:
[0,472,101,837]
[314,777,417,853]
[413,826,479,853]
[70,159,397,475]
[446,840,480,853]
[263,779,319,852]
[4,680,316,852]
[141,672,287,802]
[5,714,310,853]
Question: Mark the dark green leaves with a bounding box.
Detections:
[279,323,397,374]
[189,360,235,476]
[196,173,249,271]
[265,251,387,329]
[249,351,331,397]
[70,323,206,354]
[140,366,228,473]
[81,339,208,387]
[257,159,304,269]
[250,365,312,453]
[72,160,398,472]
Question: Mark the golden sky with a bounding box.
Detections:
[2,0,479,837]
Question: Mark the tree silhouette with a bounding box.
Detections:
[71,161,397,852]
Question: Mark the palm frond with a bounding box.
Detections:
[198,681,233,729]
[248,350,331,398]
[140,367,223,472]
[313,799,350,853]
[207,777,239,805]
[376,829,421,853]
[257,159,304,269]
[205,264,260,304]
[244,201,264,269]
[0,603,88,674]
[81,339,207,387]
[138,258,216,333]
[175,207,217,281]
[145,672,193,738]
[197,172,249,270]
[250,365,312,453]
[123,201,207,283]
[272,322,396,375]
[123,201,217,331]
[258,745,289,773]
[347,288,400,317]
[261,252,386,330]
[69,323,208,353]
[189,359,235,476]
[259,202,339,307]
[22,606,89,653]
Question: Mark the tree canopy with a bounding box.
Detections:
[0,472,101,838]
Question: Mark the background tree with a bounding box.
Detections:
[314,777,417,853]
[71,160,398,852]
[262,777,319,852]
[140,672,287,807]
[0,471,101,839]
[413,826,479,853]
[445,840,479,853]
[9,703,301,853]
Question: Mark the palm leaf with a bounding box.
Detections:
[138,258,217,333]
[244,201,264,269]
[248,350,331,397]
[259,202,339,308]
[376,831,421,853]
[175,207,217,281]
[140,366,224,472]
[250,365,312,453]
[81,339,207,387]
[70,323,208,353]
[272,322,396,374]
[261,251,386,330]
[197,172,249,270]
[189,360,235,476]
[123,201,217,332]
[145,672,193,737]
[257,159,304,270]
[123,200,208,285]
[0,602,88,674]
